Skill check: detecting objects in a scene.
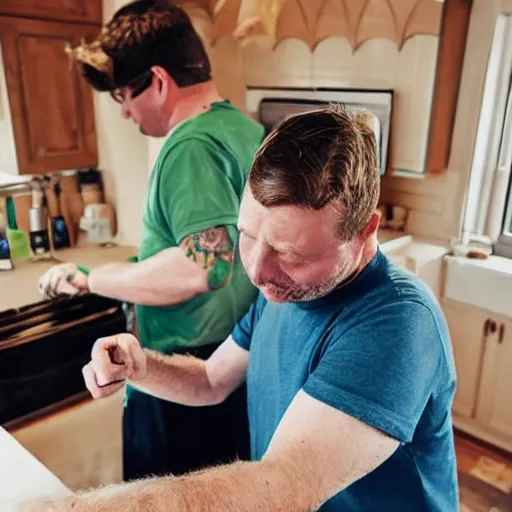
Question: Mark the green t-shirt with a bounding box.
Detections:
[136,101,264,355]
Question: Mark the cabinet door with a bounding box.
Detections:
[442,299,489,419]
[0,17,99,175]
[0,0,101,25]
[475,316,512,439]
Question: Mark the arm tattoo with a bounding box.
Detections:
[180,226,236,291]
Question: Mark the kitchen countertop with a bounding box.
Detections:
[0,244,137,313]
[0,426,70,511]
[0,232,412,314]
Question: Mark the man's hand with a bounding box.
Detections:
[38,263,89,299]
[82,333,147,399]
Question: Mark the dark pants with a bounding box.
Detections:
[122,343,250,481]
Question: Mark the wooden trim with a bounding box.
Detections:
[426,0,473,174]
[0,0,102,25]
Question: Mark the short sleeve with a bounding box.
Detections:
[231,293,267,351]
[158,139,240,243]
[303,301,443,443]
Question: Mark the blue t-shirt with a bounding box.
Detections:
[232,250,458,511]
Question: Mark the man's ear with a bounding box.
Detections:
[151,65,174,99]
[362,211,380,238]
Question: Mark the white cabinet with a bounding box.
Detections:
[475,315,512,440]
[443,300,488,419]
[443,299,512,452]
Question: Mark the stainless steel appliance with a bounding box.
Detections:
[246,87,393,176]
[0,294,127,427]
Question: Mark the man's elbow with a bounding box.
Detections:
[256,457,324,511]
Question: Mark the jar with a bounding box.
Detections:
[81,183,104,206]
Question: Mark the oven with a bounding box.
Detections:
[0,294,127,427]
[246,87,393,176]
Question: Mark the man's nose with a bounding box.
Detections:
[248,242,275,286]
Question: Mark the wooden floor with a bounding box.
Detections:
[456,432,512,512]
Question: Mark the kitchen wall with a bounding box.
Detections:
[237,38,439,175]
[99,0,489,247]
[0,42,19,175]
[380,0,499,241]
[95,0,148,247]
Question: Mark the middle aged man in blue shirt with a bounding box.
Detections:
[31,105,458,512]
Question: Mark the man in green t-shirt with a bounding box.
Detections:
[37,0,263,480]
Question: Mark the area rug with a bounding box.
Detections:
[469,456,512,494]
[458,470,512,512]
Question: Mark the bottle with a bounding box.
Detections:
[5,196,30,260]
[47,178,71,250]
[29,183,50,257]
[59,170,84,246]
[0,198,13,270]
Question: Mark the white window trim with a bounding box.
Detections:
[462,14,512,250]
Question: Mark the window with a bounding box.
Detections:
[463,14,512,258]
[493,69,512,257]
[496,174,512,257]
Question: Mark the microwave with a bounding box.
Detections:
[246,87,393,176]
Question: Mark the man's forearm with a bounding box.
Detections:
[41,459,318,512]
[131,350,223,406]
[87,248,208,306]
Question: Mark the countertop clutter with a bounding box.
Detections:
[0,244,137,312]
[0,230,449,504]
[0,231,421,314]
[0,426,70,511]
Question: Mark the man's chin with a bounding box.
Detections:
[260,286,290,304]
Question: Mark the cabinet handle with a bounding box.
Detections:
[473,317,495,418]
[484,318,497,336]
[498,323,505,344]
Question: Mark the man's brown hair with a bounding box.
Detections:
[249,105,380,241]
[66,0,211,92]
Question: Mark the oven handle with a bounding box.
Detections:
[0,307,120,351]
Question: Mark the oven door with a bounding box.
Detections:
[0,294,127,426]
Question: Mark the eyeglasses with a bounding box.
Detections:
[110,70,154,104]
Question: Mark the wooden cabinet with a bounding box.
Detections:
[426,0,472,174]
[0,16,99,175]
[0,0,102,25]
[444,299,512,452]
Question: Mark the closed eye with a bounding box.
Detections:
[239,228,256,240]
[279,252,310,266]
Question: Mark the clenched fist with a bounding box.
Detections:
[83,333,147,399]
[38,263,89,299]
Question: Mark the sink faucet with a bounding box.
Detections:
[0,181,32,199]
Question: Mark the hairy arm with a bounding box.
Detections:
[30,391,399,512]
[87,225,236,306]
[83,335,249,407]
[135,337,249,406]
